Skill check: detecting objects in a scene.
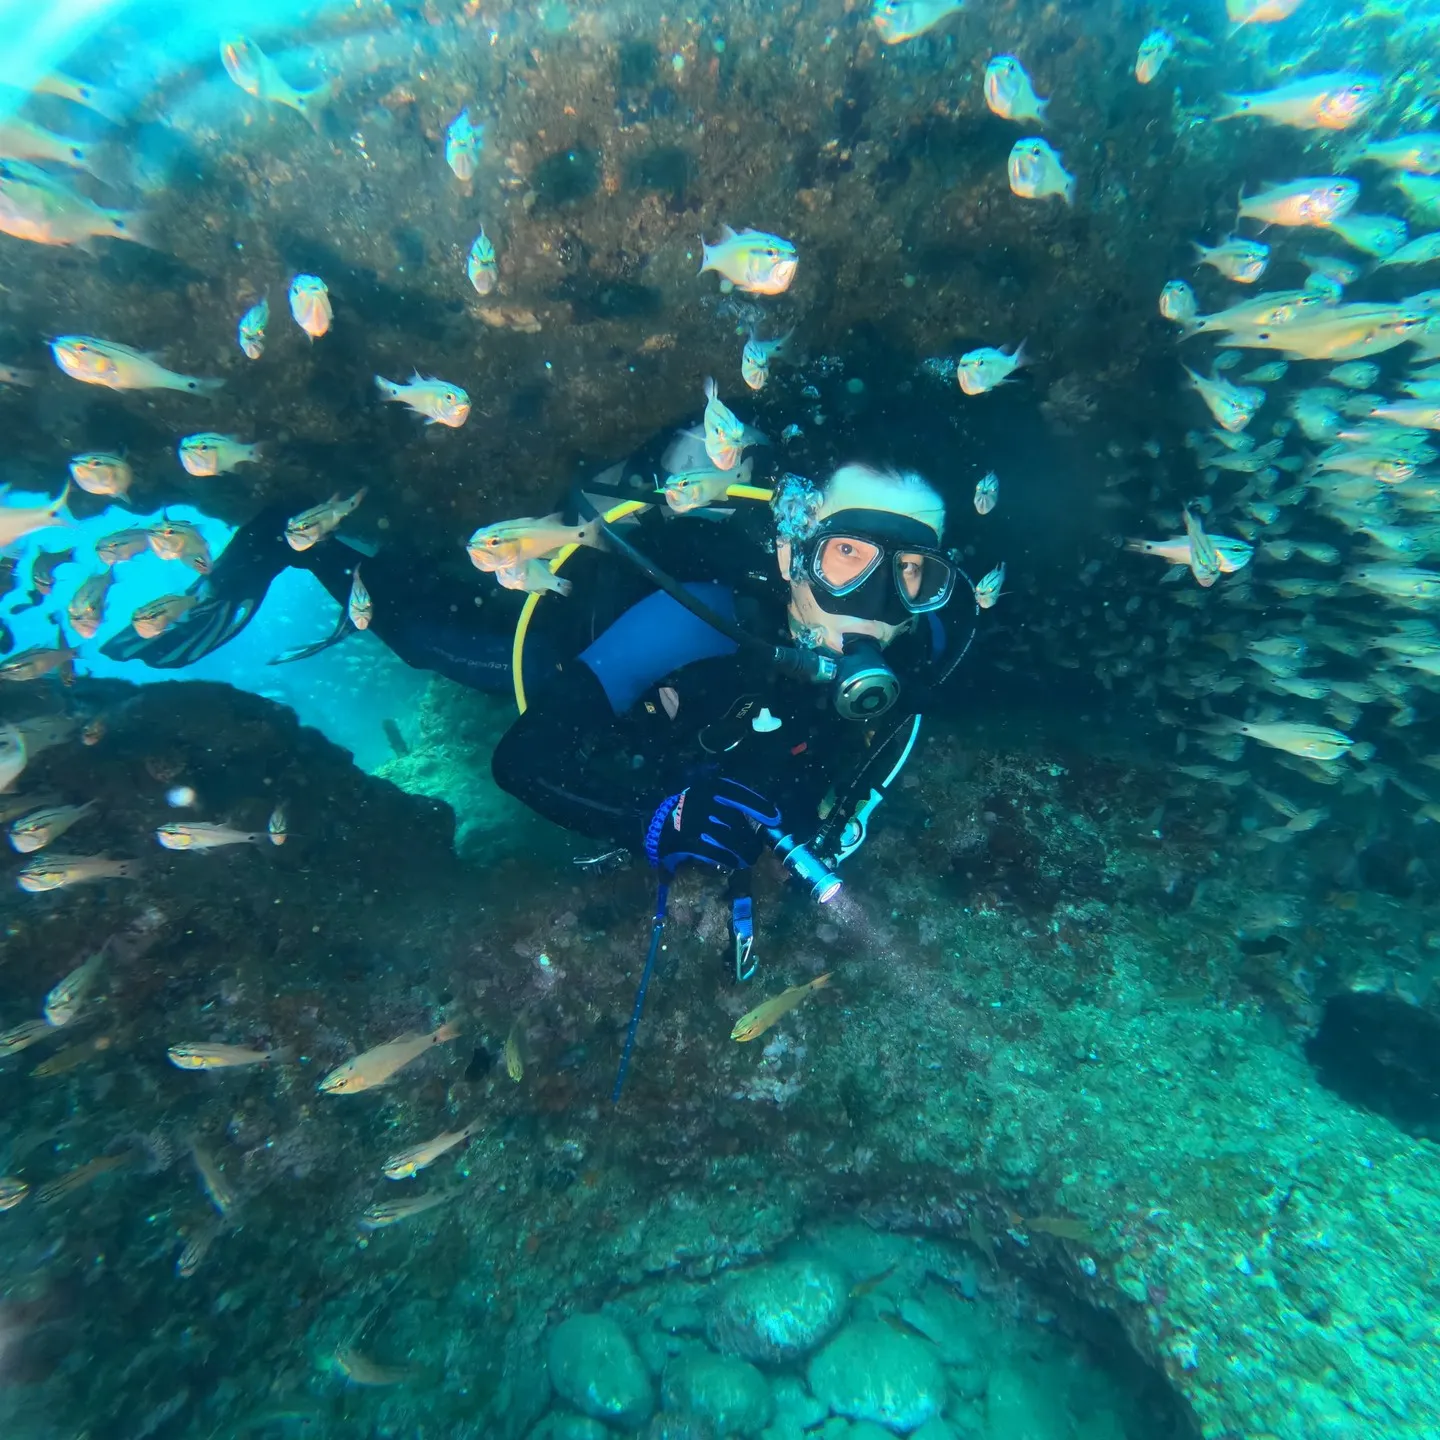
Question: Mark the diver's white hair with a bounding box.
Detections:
[819,463,946,541]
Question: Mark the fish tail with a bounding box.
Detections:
[299,76,340,128]
[432,1021,462,1044]
[704,375,717,401]
[575,519,608,553]
[553,576,574,597]
[77,138,133,189]
[113,860,142,879]
[810,971,833,992]
[108,206,154,249]
[1123,538,1152,554]
[697,237,712,275]
[189,377,226,397]
[1214,93,1247,121]
[374,375,400,402]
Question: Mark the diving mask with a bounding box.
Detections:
[797,509,956,625]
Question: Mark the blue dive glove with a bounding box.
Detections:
[645,780,782,872]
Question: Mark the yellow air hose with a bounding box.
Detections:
[510,487,772,713]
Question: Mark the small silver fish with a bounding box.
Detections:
[741,329,791,392]
[374,373,470,427]
[220,35,329,124]
[1194,236,1269,284]
[178,434,263,477]
[984,56,1048,125]
[467,228,498,295]
[1135,30,1174,85]
[871,0,966,44]
[348,567,373,629]
[237,297,268,360]
[445,109,483,181]
[44,949,105,1027]
[1007,138,1075,205]
[69,452,133,498]
[1217,73,1380,132]
[973,563,1005,609]
[973,471,999,515]
[702,377,745,470]
[1159,281,1198,326]
[698,226,798,295]
[50,337,222,395]
[957,343,1027,396]
[286,488,366,551]
[288,274,331,339]
[494,560,573,597]
[1238,178,1359,228]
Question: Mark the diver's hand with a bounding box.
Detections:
[645,780,782,872]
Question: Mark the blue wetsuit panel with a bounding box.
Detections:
[580,584,740,714]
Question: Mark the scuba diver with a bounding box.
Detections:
[104,418,975,991]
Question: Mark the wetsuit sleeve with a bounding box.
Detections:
[492,666,678,846]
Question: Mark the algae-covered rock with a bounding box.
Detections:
[985,1365,1071,1440]
[548,1314,655,1429]
[808,1322,944,1434]
[909,1420,958,1440]
[706,1258,847,1364]
[661,1352,775,1437]
[771,1376,827,1432]
[529,1414,613,1440]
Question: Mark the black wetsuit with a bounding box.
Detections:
[105,435,934,858]
[492,507,888,851]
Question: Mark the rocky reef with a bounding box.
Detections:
[1,0,1405,545]
[2,677,1430,1438]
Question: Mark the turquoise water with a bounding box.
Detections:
[3,0,1440,1437]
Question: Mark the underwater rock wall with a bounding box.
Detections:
[0,683,1436,1438]
[0,0,1300,536]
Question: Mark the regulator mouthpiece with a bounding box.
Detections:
[832,637,900,720]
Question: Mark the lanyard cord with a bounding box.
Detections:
[611,880,671,1105]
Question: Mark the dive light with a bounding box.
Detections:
[766,827,843,905]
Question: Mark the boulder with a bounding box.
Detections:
[529,1416,613,1440]
[661,1352,775,1437]
[984,1367,1070,1440]
[808,1323,944,1434]
[707,1259,847,1364]
[548,1314,655,1430]
[770,1376,826,1432]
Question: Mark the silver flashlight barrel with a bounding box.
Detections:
[765,827,843,904]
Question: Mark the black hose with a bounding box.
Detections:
[578,495,835,686]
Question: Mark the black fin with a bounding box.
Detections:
[266,608,352,666]
[99,506,294,670]
[100,590,260,668]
